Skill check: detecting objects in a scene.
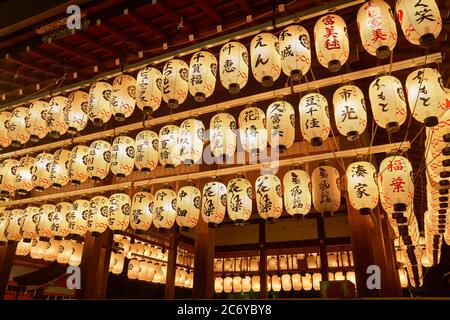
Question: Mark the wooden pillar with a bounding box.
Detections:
[316,215,329,281]
[75,229,113,299]
[259,222,268,298]
[192,218,215,299]
[164,226,178,299]
[0,241,17,299]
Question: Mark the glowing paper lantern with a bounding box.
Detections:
[255,174,283,221]
[396,0,442,46]
[313,273,322,290]
[138,261,149,281]
[266,101,295,152]
[271,275,281,292]
[5,209,24,242]
[65,90,89,134]
[136,66,162,113]
[111,75,136,121]
[292,274,302,291]
[88,81,112,127]
[302,274,313,291]
[16,240,31,256]
[233,276,242,293]
[335,271,345,281]
[299,93,330,146]
[179,118,205,165]
[227,177,252,224]
[238,106,267,155]
[69,242,83,266]
[47,96,68,138]
[0,210,8,244]
[219,41,249,94]
[111,135,135,178]
[312,165,341,215]
[162,59,189,109]
[43,240,60,261]
[209,113,237,160]
[52,202,72,240]
[87,140,111,181]
[15,156,35,195]
[279,25,311,80]
[357,0,397,59]
[0,159,19,198]
[159,125,181,168]
[369,75,407,133]
[7,107,30,147]
[201,181,227,227]
[215,277,224,293]
[153,188,177,230]
[250,33,281,87]
[89,196,110,236]
[0,111,12,149]
[189,51,217,102]
[283,169,312,217]
[405,68,445,127]
[31,152,53,191]
[314,14,349,72]
[346,161,379,214]
[37,204,55,241]
[68,145,90,185]
[130,191,154,233]
[30,240,48,260]
[378,155,413,212]
[399,268,408,288]
[135,130,159,173]
[333,85,367,141]
[223,276,233,293]
[21,206,40,241]
[57,240,73,264]
[176,185,201,230]
[108,192,131,232]
[251,276,260,292]
[50,149,71,188]
[281,274,292,291]
[69,199,90,238]
[26,101,49,142]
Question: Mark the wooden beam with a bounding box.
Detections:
[317,215,329,281]
[0,241,18,299]
[0,65,39,82]
[259,222,268,298]
[97,20,144,51]
[4,54,57,76]
[235,0,252,15]
[164,226,178,299]
[75,31,121,57]
[193,0,222,24]
[192,217,215,298]
[47,39,100,64]
[125,10,168,42]
[152,0,194,33]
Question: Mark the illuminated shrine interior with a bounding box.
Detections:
[0,0,449,300]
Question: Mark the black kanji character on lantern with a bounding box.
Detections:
[341,106,358,122]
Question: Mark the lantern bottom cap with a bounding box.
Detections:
[157,228,168,234]
[134,230,145,235]
[278,145,287,153]
[207,222,219,228]
[261,76,274,87]
[40,237,50,242]
[266,217,276,223]
[54,236,63,240]
[22,238,32,243]
[115,173,126,178]
[194,92,206,102]
[311,137,323,147]
[393,203,407,212]
[234,219,245,226]
[290,69,302,81]
[52,183,62,189]
[419,33,436,47]
[359,208,371,215]
[376,46,391,60]
[91,232,100,237]
[91,176,102,181]
[181,226,191,232]
[114,113,126,122]
[71,179,81,185]
[17,189,28,195]
[440,171,450,178]
[29,134,40,142]
[328,60,341,73]
[228,83,240,94]
[140,167,151,173]
[168,99,179,109]
[439,189,448,195]
[34,186,44,192]
[164,164,175,169]
[68,127,78,135]
[442,146,450,156]
[439,179,449,186]
[49,131,60,139]
[346,131,359,141]
[11,140,22,148]
[439,203,448,208]
[386,121,400,134]
[424,116,438,127]
[183,159,194,165]
[443,133,450,143]
[142,106,154,114]
[92,118,104,127]
[0,190,8,196]
[7,240,17,245]
[442,159,450,167]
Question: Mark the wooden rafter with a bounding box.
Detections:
[97,20,144,51]
[235,0,252,15]
[193,0,222,24]
[125,9,168,42]
[0,64,39,82]
[151,0,194,33]
[4,54,57,77]
[47,39,100,64]
[74,31,122,57]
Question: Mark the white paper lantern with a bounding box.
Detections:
[0,210,8,244]
[68,199,90,238]
[279,25,311,80]
[3,209,23,242]
[215,277,224,293]
[153,188,177,230]
[251,275,261,292]
[110,253,125,274]
[378,155,414,212]
[223,276,233,293]
[0,111,12,150]
[299,93,331,146]
[369,75,407,133]
[232,276,242,293]
[313,273,322,291]
[47,96,68,138]
[16,239,31,256]
[250,33,281,87]
[255,174,283,221]
[162,59,189,109]
[14,156,35,195]
[135,130,159,173]
[26,101,49,142]
[159,125,181,168]
[312,165,341,215]
[111,75,136,121]
[30,239,47,260]
[179,118,205,165]
[357,0,397,59]
[0,158,19,198]
[283,169,312,217]
[292,274,302,291]
[396,0,442,46]
[227,177,252,224]
[31,152,53,191]
[108,192,131,232]
[239,106,267,155]
[57,239,73,264]
[87,140,111,181]
[68,145,90,185]
[88,81,112,127]
[43,240,59,261]
[52,202,72,240]
[281,274,292,291]
[138,261,149,281]
[209,113,237,160]
[201,181,227,227]
[110,135,135,178]
[219,41,249,94]
[333,85,367,141]
[89,195,110,236]
[50,149,71,188]
[65,90,89,135]
[314,14,349,72]
[176,185,201,230]
[7,107,30,147]
[130,191,154,233]
[189,51,217,102]
[21,206,40,242]
[69,242,83,266]
[405,68,445,127]
[136,66,162,113]
[302,273,313,291]
[346,161,379,215]
[37,204,55,241]
[271,275,281,292]
[266,101,295,152]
